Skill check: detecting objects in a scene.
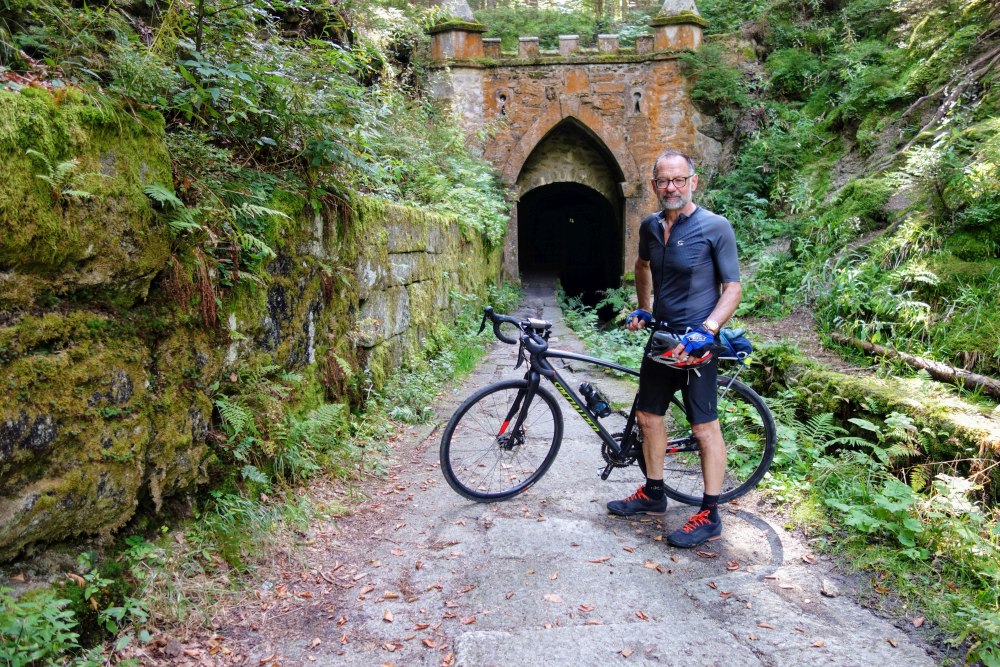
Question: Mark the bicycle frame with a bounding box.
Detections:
[509,342,739,480]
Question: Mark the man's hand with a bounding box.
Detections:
[627,309,652,331]
[680,325,714,353]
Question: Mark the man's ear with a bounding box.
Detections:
[690,174,699,192]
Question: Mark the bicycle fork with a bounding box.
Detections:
[495,374,542,449]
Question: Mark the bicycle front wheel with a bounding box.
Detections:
[661,376,776,505]
[440,379,563,502]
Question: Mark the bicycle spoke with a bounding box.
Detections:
[441,380,563,501]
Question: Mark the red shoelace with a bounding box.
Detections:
[625,486,651,502]
[680,510,712,533]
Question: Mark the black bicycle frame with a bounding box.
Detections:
[502,339,747,480]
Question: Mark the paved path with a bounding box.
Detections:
[235,278,938,667]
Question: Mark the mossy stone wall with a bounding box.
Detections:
[0,88,503,561]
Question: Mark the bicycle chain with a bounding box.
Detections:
[602,425,642,468]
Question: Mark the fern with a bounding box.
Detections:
[143,183,185,209]
[800,412,844,443]
[215,397,254,437]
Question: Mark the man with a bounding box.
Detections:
[607,149,742,548]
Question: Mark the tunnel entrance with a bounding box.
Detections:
[517,182,622,310]
[513,119,625,314]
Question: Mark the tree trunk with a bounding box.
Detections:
[830,333,1000,400]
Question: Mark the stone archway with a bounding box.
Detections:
[514,118,626,304]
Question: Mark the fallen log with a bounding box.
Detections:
[830,333,1000,400]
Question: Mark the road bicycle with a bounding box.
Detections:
[439,306,776,506]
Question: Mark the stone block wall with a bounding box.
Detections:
[0,88,501,561]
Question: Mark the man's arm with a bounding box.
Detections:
[628,258,653,331]
[703,281,742,334]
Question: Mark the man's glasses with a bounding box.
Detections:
[653,176,693,189]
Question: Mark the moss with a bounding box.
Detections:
[649,12,710,28]
[748,343,999,468]
[427,20,486,35]
[0,311,151,560]
[0,88,172,311]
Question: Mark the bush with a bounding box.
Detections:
[765,48,824,100]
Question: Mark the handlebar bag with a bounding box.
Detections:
[720,328,753,359]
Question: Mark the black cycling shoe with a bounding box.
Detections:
[607,486,667,516]
[667,510,722,548]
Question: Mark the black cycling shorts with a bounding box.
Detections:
[635,334,719,424]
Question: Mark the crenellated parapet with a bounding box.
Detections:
[428,1,706,65]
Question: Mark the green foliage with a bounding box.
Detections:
[0,587,104,667]
[765,48,823,100]
[679,44,750,128]
[475,6,597,50]
[24,148,94,203]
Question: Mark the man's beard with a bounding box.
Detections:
[660,194,687,210]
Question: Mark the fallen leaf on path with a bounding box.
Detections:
[310,638,321,648]
[635,611,649,621]
[720,591,732,599]
[578,604,595,612]
[887,639,898,648]
[460,616,477,625]
[414,623,430,630]
[811,640,825,648]
[391,549,404,556]
[297,591,313,599]
[653,535,663,542]
[415,561,424,570]
[585,619,603,625]
[259,654,275,663]
[696,550,719,559]
[383,592,400,600]
[589,556,611,563]
[505,591,514,599]
[912,617,925,628]
[383,610,394,622]
[802,554,817,564]
[422,639,437,648]
[757,622,774,629]
[570,542,580,547]
[442,652,455,666]
[748,633,758,641]
[340,633,349,645]
[543,594,563,603]
[621,648,633,657]
[459,584,476,594]
[794,627,805,633]
[707,581,718,589]
[336,616,347,626]
[549,571,558,580]
[726,561,740,571]
[623,546,635,553]
[670,555,679,562]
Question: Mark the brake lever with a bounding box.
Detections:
[514,340,526,369]
[478,309,489,335]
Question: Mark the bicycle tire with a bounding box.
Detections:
[660,376,776,505]
[440,379,563,502]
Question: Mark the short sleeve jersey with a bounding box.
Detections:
[637,206,740,329]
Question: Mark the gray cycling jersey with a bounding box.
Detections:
[637,206,740,329]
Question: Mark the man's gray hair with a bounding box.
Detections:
[652,149,696,177]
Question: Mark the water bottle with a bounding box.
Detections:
[579,383,611,418]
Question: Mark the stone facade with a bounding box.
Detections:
[427,15,720,279]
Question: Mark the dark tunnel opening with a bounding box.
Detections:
[517,182,623,315]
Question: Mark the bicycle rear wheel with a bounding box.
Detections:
[661,376,776,505]
[440,379,563,502]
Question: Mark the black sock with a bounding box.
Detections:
[644,478,665,500]
[701,493,720,522]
